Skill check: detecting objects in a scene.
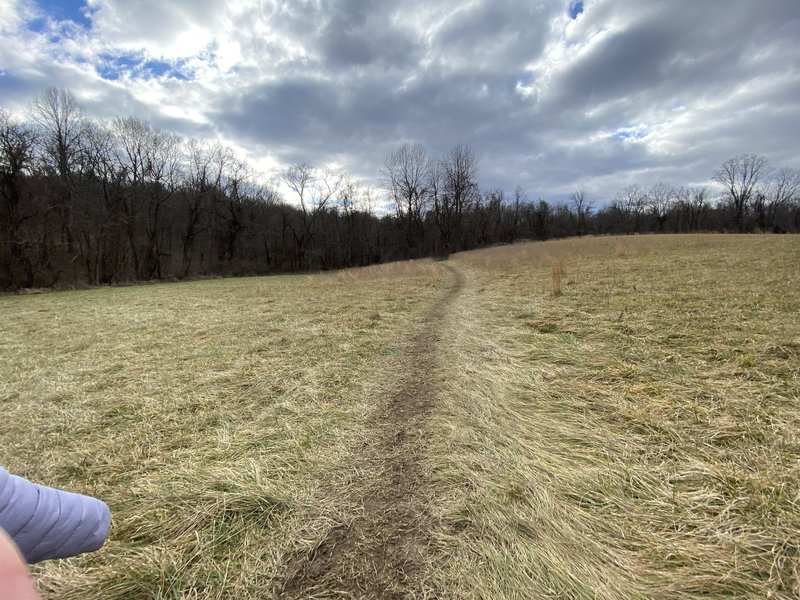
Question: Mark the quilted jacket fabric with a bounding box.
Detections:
[0,467,111,564]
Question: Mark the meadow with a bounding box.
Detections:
[1,234,798,599]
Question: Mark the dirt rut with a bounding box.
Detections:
[278,263,465,599]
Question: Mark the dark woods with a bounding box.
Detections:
[2,88,799,291]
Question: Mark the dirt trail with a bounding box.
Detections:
[278,263,465,599]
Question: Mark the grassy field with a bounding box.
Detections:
[1,234,798,599]
[0,260,445,598]
[430,235,799,599]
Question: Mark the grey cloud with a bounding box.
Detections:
[317,1,421,69]
[212,62,537,175]
[319,20,420,69]
[433,0,557,69]
[555,24,676,106]
[551,0,800,108]
[3,0,799,204]
[219,78,336,148]
[0,73,47,112]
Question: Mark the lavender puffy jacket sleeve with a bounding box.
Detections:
[0,467,111,564]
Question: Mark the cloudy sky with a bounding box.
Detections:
[1,0,799,204]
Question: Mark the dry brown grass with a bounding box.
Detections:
[0,268,445,599]
[2,234,798,599]
[426,234,800,599]
[550,261,563,296]
[330,258,442,283]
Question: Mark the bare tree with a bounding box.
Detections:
[443,143,478,216]
[337,176,379,266]
[614,183,647,232]
[509,185,526,242]
[523,198,552,239]
[29,87,87,256]
[712,154,771,231]
[281,162,343,269]
[647,182,675,232]
[475,188,504,246]
[360,185,377,216]
[182,140,233,275]
[674,186,709,231]
[380,143,428,250]
[113,116,183,278]
[434,143,479,253]
[762,167,800,230]
[0,110,37,178]
[359,185,378,262]
[0,110,38,288]
[71,120,123,283]
[215,155,254,264]
[751,190,768,231]
[570,187,593,233]
[29,87,85,181]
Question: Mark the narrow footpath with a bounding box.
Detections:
[278,263,465,599]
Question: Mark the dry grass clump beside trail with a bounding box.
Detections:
[330,257,442,283]
[550,261,563,296]
[427,234,799,599]
[0,268,445,599]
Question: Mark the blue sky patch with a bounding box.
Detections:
[97,54,139,81]
[26,17,48,33]
[144,59,191,80]
[569,1,584,19]
[612,126,646,141]
[97,53,192,82]
[34,0,92,28]
[517,72,534,86]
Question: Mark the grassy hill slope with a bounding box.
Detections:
[1,235,797,599]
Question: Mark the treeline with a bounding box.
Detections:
[1,88,799,291]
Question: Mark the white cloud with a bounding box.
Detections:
[0,0,26,34]
[87,0,217,58]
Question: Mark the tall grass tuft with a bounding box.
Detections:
[550,261,563,296]
[332,258,441,283]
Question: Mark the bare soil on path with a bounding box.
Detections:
[278,263,465,599]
